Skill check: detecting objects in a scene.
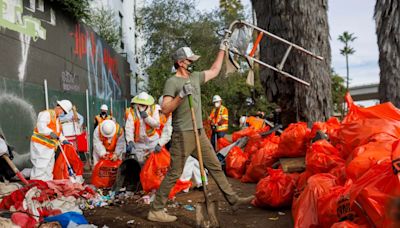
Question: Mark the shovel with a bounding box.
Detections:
[188,94,220,228]
[57,142,78,183]
[1,154,29,185]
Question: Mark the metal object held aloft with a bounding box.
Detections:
[224,20,324,87]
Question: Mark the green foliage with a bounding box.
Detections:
[141,0,272,127]
[87,7,121,50]
[338,31,357,55]
[331,70,346,115]
[219,0,245,25]
[52,0,90,21]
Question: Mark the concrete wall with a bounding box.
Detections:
[0,0,131,168]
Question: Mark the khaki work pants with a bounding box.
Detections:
[151,129,238,211]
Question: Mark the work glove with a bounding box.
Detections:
[49,132,59,140]
[219,38,230,51]
[110,153,118,161]
[139,111,149,119]
[62,140,71,145]
[127,141,135,153]
[179,82,194,98]
[154,144,162,153]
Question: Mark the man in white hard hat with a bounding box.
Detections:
[93,119,125,165]
[94,104,111,128]
[209,95,229,150]
[148,43,253,223]
[125,92,160,164]
[30,100,73,181]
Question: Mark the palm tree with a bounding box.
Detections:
[375,0,400,107]
[250,0,332,126]
[338,31,357,91]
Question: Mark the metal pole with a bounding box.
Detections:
[44,79,49,109]
[110,97,113,116]
[85,89,91,167]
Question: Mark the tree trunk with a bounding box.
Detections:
[375,0,400,106]
[251,0,332,126]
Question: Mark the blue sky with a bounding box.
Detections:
[197,0,379,87]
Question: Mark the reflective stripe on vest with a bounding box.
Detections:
[95,115,110,125]
[31,109,60,149]
[157,113,171,136]
[99,122,122,152]
[209,106,228,132]
[129,105,156,142]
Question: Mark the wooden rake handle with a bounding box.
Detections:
[188,95,208,194]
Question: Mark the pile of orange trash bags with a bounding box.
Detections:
[225,93,400,227]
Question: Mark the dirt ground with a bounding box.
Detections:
[84,178,294,228]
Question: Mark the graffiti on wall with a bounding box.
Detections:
[61,70,80,92]
[70,24,123,100]
[0,0,56,82]
[0,0,47,40]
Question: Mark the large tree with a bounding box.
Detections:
[375,0,400,107]
[251,0,332,126]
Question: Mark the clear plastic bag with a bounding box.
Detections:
[229,25,253,55]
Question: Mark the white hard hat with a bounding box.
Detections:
[100,120,116,138]
[158,96,164,106]
[239,116,247,126]
[57,100,73,114]
[100,104,108,111]
[212,95,222,103]
[131,92,155,106]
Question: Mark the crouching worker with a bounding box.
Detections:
[125,92,160,164]
[30,100,73,181]
[0,135,15,181]
[93,120,125,165]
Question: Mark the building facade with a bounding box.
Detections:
[89,0,147,96]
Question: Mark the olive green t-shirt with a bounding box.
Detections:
[163,71,205,131]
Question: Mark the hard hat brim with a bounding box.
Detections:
[132,95,155,106]
[57,101,70,114]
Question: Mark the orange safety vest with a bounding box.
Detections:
[246,116,265,130]
[209,105,229,132]
[95,115,111,125]
[99,122,123,153]
[31,109,62,149]
[157,113,171,136]
[126,105,157,142]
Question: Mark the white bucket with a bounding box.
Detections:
[62,122,82,136]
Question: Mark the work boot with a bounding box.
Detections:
[147,210,177,222]
[231,195,255,211]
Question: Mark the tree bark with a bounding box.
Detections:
[375,0,400,107]
[251,0,332,126]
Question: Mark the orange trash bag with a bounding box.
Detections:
[309,117,341,142]
[348,144,400,228]
[140,148,171,192]
[331,221,363,228]
[292,173,338,228]
[277,122,310,158]
[225,146,248,179]
[338,93,400,159]
[91,154,122,188]
[232,127,257,142]
[305,140,344,174]
[241,136,279,183]
[253,168,297,208]
[217,137,231,151]
[53,144,84,180]
[346,140,393,181]
[317,180,353,228]
[168,179,192,199]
